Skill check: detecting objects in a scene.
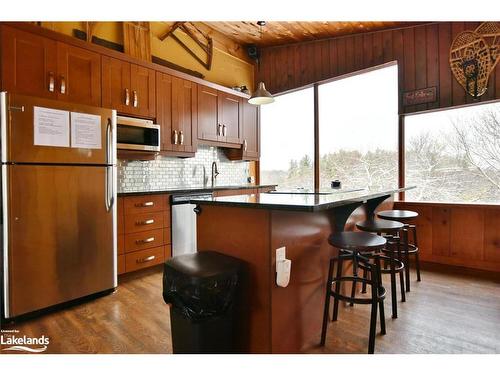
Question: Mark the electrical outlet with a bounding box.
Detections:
[276,246,286,273]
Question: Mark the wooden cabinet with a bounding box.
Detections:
[225,101,260,161]
[117,194,171,276]
[56,43,101,106]
[1,25,57,98]
[218,91,242,144]
[157,72,197,155]
[197,85,219,142]
[1,26,101,106]
[242,102,260,159]
[102,56,155,118]
[197,85,243,145]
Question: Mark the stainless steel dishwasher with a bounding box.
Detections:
[170,192,213,257]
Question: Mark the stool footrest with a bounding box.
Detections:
[329,276,386,305]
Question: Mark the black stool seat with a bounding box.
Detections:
[328,231,386,252]
[377,209,418,220]
[356,218,404,233]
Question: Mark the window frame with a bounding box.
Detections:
[257,61,499,207]
[401,98,500,205]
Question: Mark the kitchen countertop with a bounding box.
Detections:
[189,186,415,212]
[117,184,277,196]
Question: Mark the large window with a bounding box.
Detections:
[260,87,314,189]
[318,64,398,190]
[405,101,500,203]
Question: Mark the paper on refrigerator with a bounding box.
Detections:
[33,106,70,147]
[70,112,102,149]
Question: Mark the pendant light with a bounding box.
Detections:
[249,21,275,105]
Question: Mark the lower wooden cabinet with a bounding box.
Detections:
[117,194,171,276]
[124,245,166,273]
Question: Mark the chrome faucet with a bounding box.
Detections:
[192,164,208,187]
[211,161,219,187]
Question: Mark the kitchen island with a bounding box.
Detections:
[191,187,413,353]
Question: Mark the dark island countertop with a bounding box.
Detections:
[117,184,277,197]
[190,186,415,212]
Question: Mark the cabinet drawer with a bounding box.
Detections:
[124,194,166,215]
[125,246,164,273]
[117,254,126,275]
[124,211,164,233]
[124,228,164,253]
[118,234,125,255]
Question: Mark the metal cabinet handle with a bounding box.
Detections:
[136,237,155,244]
[48,72,55,92]
[137,219,154,225]
[222,125,227,137]
[125,88,130,106]
[136,255,155,264]
[135,201,154,207]
[243,139,247,151]
[60,76,66,94]
[133,90,138,108]
[173,130,178,145]
[217,124,222,136]
[179,131,184,145]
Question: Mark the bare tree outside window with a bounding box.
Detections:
[405,101,500,203]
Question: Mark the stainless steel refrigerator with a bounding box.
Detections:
[1,92,117,319]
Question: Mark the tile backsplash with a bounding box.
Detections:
[118,145,250,192]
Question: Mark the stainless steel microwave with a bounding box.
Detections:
[116,116,160,152]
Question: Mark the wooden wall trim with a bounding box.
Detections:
[257,22,499,114]
[394,201,500,273]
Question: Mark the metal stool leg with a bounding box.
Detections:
[332,255,344,321]
[403,228,411,292]
[375,256,386,335]
[413,225,422,282]
[361,268,368,293]
[350,253,358,306]
[396,236,406,302]
[388,240,398,319]
[321,258,335,346]
[368,263,379,354]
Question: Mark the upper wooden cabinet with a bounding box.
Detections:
[197,85,219,142]
[1,26,57,99]
[241,101,260,159]
[157,72,197,155]
[172,77,197,154]
[197,85,242,145]
[224,101,260,161]
[56,43,101,106]
[1,26,101,106]
[218,91,242,144]
[102,56,155,118]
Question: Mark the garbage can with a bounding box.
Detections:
[162,251,243,354]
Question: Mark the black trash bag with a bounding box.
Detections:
[162,251,242,322]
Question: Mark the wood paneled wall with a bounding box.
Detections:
[256,22,500,114]
[394,201,500,272]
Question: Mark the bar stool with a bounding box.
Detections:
[356,219,406,319]
[377,210,421,291]
[321,231,387,354]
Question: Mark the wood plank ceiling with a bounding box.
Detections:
[201,21,426,47]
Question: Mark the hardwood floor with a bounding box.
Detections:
[1,264,500,354]
[1,266,172,354]
[309,266,500,354]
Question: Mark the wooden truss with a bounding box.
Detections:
[159,22,213,70]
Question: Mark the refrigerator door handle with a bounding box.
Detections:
[105,165,115,212]
[106,118,112,165]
